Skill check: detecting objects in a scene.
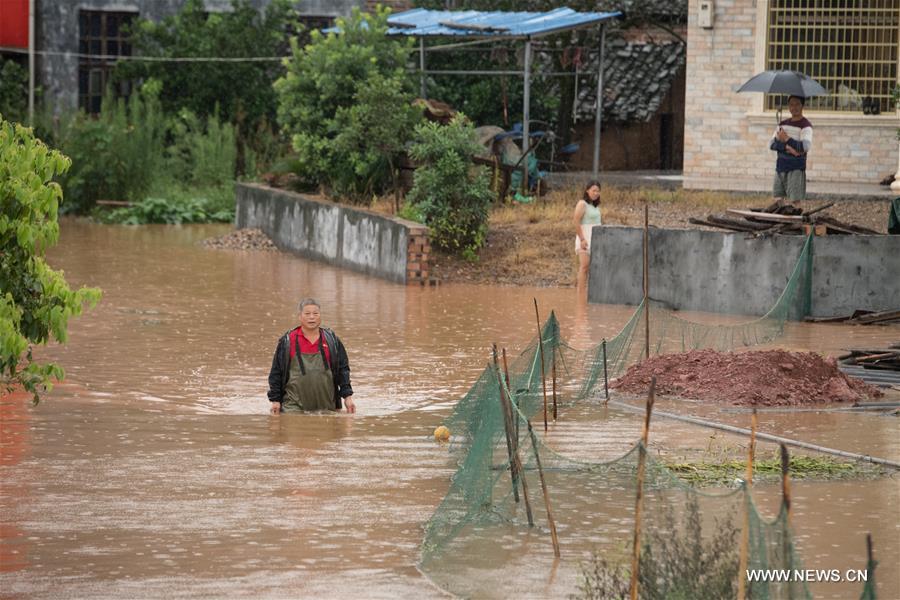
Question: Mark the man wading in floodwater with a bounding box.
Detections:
[267,298,355,414]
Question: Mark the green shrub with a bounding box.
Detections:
[166,107,237,187]
[51,87,165,212]
[0,117,101,403]
[0,58,28,124]
[407,115,493,260]
[574,495,738,600]
[274,6,414,200]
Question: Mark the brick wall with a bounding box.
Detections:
[683,0,899,191]
[406,226,431,285]
[365,0,412,13]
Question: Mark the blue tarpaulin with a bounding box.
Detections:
[385,7,620,38]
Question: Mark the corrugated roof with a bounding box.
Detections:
[577,39,686,123]
[386,8,621,39]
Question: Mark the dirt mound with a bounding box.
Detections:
[200,228,278,251]
[611,349,883,406]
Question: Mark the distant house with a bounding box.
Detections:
[1,0,373,114]
[683,0,899,191]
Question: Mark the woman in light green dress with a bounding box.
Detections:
[573,181,602,291]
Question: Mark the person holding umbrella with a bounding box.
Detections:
[737,70,826,202]
[769,95,812,201]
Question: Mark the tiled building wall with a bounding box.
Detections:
[683,0,898,191]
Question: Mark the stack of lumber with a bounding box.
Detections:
[689,200,881,236]
[838,345,900,372]
[806,309,900,325]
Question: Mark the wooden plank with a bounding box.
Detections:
[726,209,804,223]
[687,217,749,232]
[849,309,900,324]
[816,216,880,235]
[708,215,772,231]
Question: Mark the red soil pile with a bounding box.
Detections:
[611,349,883,406]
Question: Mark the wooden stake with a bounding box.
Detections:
[780,443,791,519]
[737,408,757,600]
[602,338,609,402]
[495,348,535,527]
[534,298,549,432]
[780,443,793,577]
[551,347,558,422]
[630,377,656,600]
[643,203,650,361]
[502,347,519,444]
[493,344,520,504]
[527,418,560,557]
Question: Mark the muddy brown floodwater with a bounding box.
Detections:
[1,219,897,599]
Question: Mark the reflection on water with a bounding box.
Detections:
[0,219,897,598]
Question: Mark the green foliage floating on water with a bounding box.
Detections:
[0,117,101,403]
[666,452,877,487]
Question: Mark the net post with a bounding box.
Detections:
[526,418,560,557]
[643,203,650,360]
[602,338,609,403]
[493,344,520,504]
[630,376,656,600]
[551,346,558,421]
[533,298,549,431]
[502,347,519,444]
[737,408,757,600]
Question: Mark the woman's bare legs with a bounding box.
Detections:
[576,251,590,293]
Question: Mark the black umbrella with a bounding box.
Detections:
[737,70,827,123]
[737,70,828,97]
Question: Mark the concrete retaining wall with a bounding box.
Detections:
[588,226,899,318]
[235,183,429,284]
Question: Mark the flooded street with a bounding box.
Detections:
[2,220,898,598]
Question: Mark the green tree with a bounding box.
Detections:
[334,76,423,210]
[407,115,493,260]
[275,6,415,200]
[116,0,296,170]
[0,58,28,125]
[0,117,101,403]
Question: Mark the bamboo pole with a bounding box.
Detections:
[602,338,609,402]
[629,377,656,600]
[643,203,650,360]
[780,443,793,590]
[737,409,758,600]
[493,344,520,504]
[527,418,560,557]
[551,347,558,421]
[534,298,549,432]
[780,444,791,519]
[502,347,519,445]
[496,350,535,528]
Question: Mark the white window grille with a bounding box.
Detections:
[765,0,900,113]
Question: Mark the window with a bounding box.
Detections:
[765,0,900,113]
[78,10,137,113]
[294,14,335,45]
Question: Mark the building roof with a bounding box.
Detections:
[386,7,621,39]
[577,38,685,123]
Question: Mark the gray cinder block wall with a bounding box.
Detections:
[588,226,899,318]
[235,183,428,284]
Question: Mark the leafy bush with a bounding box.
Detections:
[166,107,237,187]
[49,86,166,213]
[0,117,101,403]
[0,58,28,124]
[115,0,296,146]
[274,6,415,201]
[407,115,493,260]
[574,495,738,600]
[334,75,422,207]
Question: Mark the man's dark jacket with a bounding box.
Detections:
[267,327,352,409]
